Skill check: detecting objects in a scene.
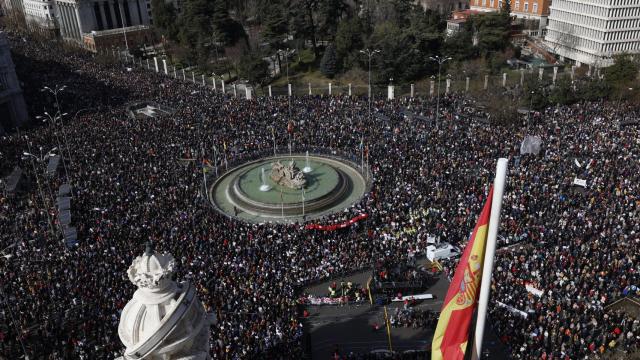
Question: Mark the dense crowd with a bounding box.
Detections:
[0,30,639,360]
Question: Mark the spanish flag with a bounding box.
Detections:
[432,187,493,360]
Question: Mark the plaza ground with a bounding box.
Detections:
[302,259,509,359]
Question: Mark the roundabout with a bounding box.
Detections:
[208,154,369,223]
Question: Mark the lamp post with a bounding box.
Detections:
[429,55,452,128]
[23,146,58,238]
[359,48,381,122]
[36,112,71,189]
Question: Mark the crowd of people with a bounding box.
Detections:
[1,30,639,360]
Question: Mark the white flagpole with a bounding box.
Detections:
[471,157,508,360]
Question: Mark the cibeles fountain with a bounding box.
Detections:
[208,152,370,223]
[115,243,214,360]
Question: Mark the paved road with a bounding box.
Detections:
[302,261,508,359]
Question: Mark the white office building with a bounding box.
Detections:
[545,0,640,67]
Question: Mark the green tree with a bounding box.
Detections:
[239,53,270,87]
[472,12,511,56]
[549,76,576,105]
[334,17,364,71]
[320,44,338,78]
[262,2,289,72]
[316,0,348,40]
[177,0,216,62]
[151,0,178,39]
[604,54,639,88]
[211,0,247,46]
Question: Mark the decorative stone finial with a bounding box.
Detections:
[127,242,176,290]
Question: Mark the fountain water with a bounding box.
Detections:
[259,167,272,192]
[302,151,313,173]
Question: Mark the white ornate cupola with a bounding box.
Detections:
[116,242,212,360]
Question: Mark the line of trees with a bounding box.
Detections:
[151,0,515,87]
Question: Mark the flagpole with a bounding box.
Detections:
[471,158,508,360]
[384,306,393,352]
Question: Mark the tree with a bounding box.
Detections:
[239,53,270,87]
[334,17,364,71]
[604,54,639,87]
[320,44,338,78]
[472,13,511,56]
[316,0,348,40]
[151,0,178,39]
[211,0,247,46]
[177,0,216,62]
[262,2,289,73]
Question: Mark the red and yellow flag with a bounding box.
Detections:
[431,187,493,360]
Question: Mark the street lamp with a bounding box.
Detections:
[429,55,452,128]
[359,48,381,122]
[23,146,58,238]
[36,112,71,192]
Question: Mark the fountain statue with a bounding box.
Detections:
[259,167,272,192]
[271,160,306,189]
[302,151,313,173]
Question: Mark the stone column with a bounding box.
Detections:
[182,69,185,80]
[328,83,332,95]
[98,1,108,30]
[308,83,311,95]
[465,77,470,92]
[445,78,451,94]
[126,0,139,25]
[212,77,216,91]
[173,67,177,78]
[146,58,149,69]
[571,66,575,81]
[192,72,195,83]
[108,0,117,28]
[520,69,525,86]
[202,74,205,86]
[429,80,435,96]
[387,85,394,100]
[58,4,68,38]
[484,75,488,90]
[246,87,252,100]
[502,73,507,87]
[538,67,544,81]
[268,85,272,97]
[221,80,225,93]
[553,67,558,84]
[162,59,168,75]
[71,5,81,39]
[348,83,352,96]
[410,84,414,98]
[233,84,237,96]
[288,84,292,96]
[587,65,592,77]
[153,57,158,72]
[75,4,85,39]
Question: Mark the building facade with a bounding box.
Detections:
[55,0,150,42]
[0,31,28,133]
[417,0,470,13]
[470,0,551,19]
[545,0,640,66]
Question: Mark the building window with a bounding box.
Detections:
[499,0,503,9]
[490,0,494,7]
[482,0,486,6]
[515,0,520,9]
[533,2,538,13]
[524,2,528,12]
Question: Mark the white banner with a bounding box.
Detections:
[525,284,544,297]
[391,293,434,302]
[573,178,587,188]
[496,301,528,318]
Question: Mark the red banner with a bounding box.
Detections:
[305,213,368,231]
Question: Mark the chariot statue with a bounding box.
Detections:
[271,160,307,189]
